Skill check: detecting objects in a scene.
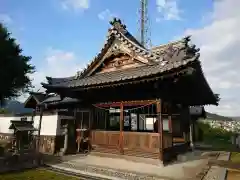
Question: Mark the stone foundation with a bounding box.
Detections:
[0,133,65,155]
[38,135,56,154]
[0,133,13,142]
[38,135,64,155]
[0,133,13,154]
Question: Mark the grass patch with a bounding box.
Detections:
[231,152,240,163]
[204,138,234,150]
[196,121,237,151]
[0,169,80,180]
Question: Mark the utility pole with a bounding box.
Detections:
[140,0,145,46]
[138,0,151,48]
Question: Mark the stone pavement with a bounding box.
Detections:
[202,152,230,180]
[47,151,219,180]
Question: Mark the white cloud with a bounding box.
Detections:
[18,48,84,102]
[183,0,240,116]
[98,9,115,21]
[156,0,182,21]
[33,48,84,89]
[0,14,12,25]
[61,0,90,11]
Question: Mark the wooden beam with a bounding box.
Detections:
[168,104,172,133]
[168,103,173,148]
[119,102,124,154]
[156,100,163,161]
[37,107,43,163]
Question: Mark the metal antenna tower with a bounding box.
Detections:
[138,0,152,49]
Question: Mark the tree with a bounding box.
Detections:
[0,108,8,114]
[0,23,35,105]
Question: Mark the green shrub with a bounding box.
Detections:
[197,121,233,142]
[0,108,8,114]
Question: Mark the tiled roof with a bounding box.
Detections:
[9,120,37,132]
[41,17,210,97]
[42,54,198,89]
[43,18,199,89]
[24,92,47,108]
[69,18,197,79]
[38,95,80,105]
[30,92,46,103]
[46,76,74,85]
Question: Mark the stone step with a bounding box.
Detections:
[47,162,166,180]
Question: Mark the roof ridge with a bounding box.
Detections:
[68,53,200,83]
[151,38,187,50]
[75,17,160,78]
[43,19,199,86]
[41,54,199,90]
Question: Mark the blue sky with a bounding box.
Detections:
[1,0,213,67]
[1,0,240,116]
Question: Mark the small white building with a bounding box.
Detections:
[0,92,75,154]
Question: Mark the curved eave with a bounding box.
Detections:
[46,76,52,84]
[195,62,220,106]
[41,64,219,107]
[202,77,220,106]
[45,76,75,85]
[37,95,81,108]
[41,82,65,90]
[41,56,198,97]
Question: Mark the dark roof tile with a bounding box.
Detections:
[9,121,37,132]
[42,55,198,89]
[39,95,80,106]
[43,20,197,86]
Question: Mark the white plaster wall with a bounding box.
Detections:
[0,114,75,136]
[0,116,33,134]
[33,115,58,136]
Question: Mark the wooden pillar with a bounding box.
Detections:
[168,104,172,133]
[119,102,124,154]
[168,116,172,133]
[189,117,194,150]
[104,110,107,130]
[182,107,190,143]
[61,125,68,154]
[168,103,173,147]
[37,106,43,159]
[16,132,20,152]
[31,109,36,122]
[192,119,196,142]
[156,100,163,161]
[137,111,140,131]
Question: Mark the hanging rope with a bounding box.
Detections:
[92,101,156,112]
